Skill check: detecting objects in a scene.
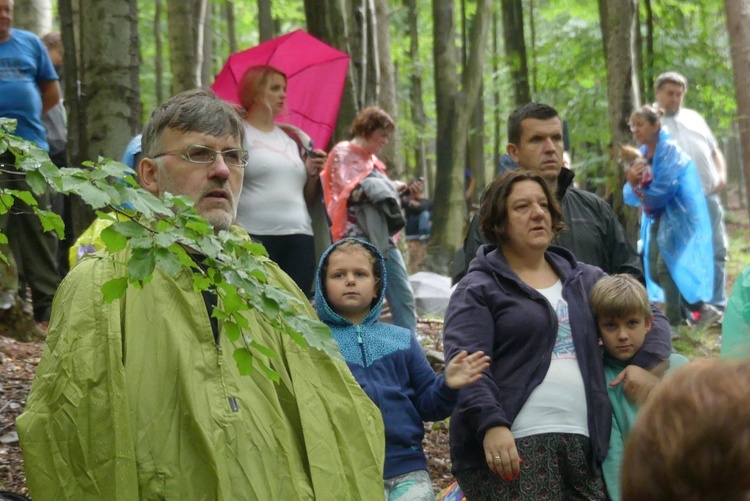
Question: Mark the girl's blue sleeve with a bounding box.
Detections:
[408,334,459,422]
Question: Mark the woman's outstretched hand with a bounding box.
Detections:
[445,350,490,389]
[483,426,522,481]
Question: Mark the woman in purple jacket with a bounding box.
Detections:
[444,170,668,500]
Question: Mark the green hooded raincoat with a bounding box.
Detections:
[17,243,385,500]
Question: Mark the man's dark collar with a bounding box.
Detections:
[556,168,575,201]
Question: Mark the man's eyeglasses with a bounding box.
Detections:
[152,145,249,168]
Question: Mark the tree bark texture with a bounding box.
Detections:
[363,0,380,108]
[167,0,208,93]
[428,0,492,274]
[224,0,237,54]
[374,0,403,178]
[599,0,640,242]
[11,0,52,36]
[642,0,655,103]
[428,0,459,273]
[201,1,214,89]
[405,0,431,193]
[60,0,140,239]
[501,0,530,107]
[304,0,359,147]
[492,6,501,171]
[258,0,274,42]
[725,0,750,222]
[155,0,165,105]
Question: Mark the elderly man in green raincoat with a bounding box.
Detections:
[16,89,385,500]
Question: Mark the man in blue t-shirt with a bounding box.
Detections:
[0,0,61,325]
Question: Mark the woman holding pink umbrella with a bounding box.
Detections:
[236,65,328,297]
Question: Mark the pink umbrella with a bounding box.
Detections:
[211,29,350,150]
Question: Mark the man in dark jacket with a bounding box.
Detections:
[463,103,644,285]
[462,103,670,404]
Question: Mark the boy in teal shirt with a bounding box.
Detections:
[589,274,688,501]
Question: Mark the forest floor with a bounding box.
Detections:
[0,196,747,497]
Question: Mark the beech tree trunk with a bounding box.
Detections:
[428,0,492,274]
[167,0,208,93]
[501,0,531,107]
[599,0,640,241]
[258,0,274,42]
[725,0,750,222]
[12,0,52,36]
[304,0,360,146]
[201,2,214,89]
[374,0,403,178]
[405,0,431,191]
[224,0,237,54]
[155,0,165,104]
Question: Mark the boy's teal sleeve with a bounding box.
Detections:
[603,414,624,501]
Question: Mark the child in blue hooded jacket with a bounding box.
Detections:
[315,238,489,500]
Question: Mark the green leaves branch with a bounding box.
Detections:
[0,119,340,379]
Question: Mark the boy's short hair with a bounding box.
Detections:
[321,239,383,305]
[589,274,651,321]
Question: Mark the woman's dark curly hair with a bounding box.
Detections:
[479,170,565,247]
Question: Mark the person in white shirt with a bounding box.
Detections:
[654,71,727,325]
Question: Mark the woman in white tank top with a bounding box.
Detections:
[235,65,327,296]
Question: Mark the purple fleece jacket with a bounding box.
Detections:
[443,244,671,475]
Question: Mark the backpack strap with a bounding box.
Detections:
[277,123,313,159]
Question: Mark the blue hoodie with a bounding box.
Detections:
[315,238,458,479]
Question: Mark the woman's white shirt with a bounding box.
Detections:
[510,279,589,439]
[236,122,313,235]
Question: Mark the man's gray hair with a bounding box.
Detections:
[141,89,246,157]
[655,71,688,92]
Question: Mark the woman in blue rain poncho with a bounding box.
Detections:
[624,105,713,329]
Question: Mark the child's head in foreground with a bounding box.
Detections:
[589,274,653,361]
[321,239,383,325]
[621,358,750,501]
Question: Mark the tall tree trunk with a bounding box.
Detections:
[529,0,537,94]
[643,0,655,103]
[201,1,214,89]
[460,0,484,205]
[60,0,139,240]
[492,5,501,172]
[599,0,640,241]
[363,0,379,107]
[501,0,530,107]
[468,94,485,205]
[430,0,459,271]
[373,0,402,178]
[405,0,430,193]
[167,0,208,93]
[258,0,274,42]
[225,0,237,54]
[725,0,750,222]
[59,0,81,165]
[304,0,360,146]
[428,0,492,273]
[634,3,645,102]
[155,0,164,105]
[12,0,52,36]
